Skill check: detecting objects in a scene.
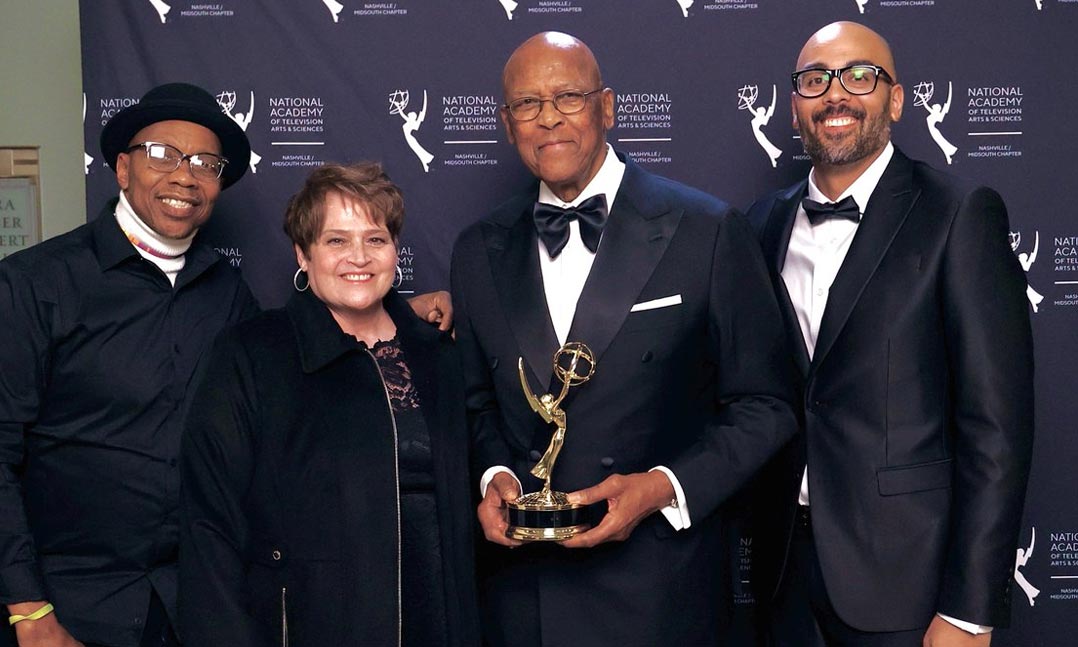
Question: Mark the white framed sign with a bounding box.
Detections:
[0,178,40,259]
[0,147,41,259]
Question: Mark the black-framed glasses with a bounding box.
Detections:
[125,141,228,181]
[791,64,894,99]
[504,88,604,121]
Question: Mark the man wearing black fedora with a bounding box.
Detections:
[0,82,449,647]
[0,82,253,647]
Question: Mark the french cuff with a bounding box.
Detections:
[937,613,992,635]
[650,466,691,530]
[479,466,521,498]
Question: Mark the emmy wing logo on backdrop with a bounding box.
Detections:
[737,84,782,168]
[147,0,171,22]
[1034,0,1042,9]
[1011,230,1045,313]
[497,0,518,20]
[83,94,93,175]
[389,89,434,173]
[217,90,261,174]
[854,0,867,12]
[1016,527,1041,606]
[675,0,693,17]
[913,80,957,165]
[322,0,345,22]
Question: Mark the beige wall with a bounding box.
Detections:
[0,1,86,239]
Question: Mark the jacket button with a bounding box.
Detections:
[490,357,499,370]
[641,351,653,363]
[272,550,282,561]
[600,457,615,468]
[529,450,542,461]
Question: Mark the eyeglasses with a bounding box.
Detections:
[504,88,604,122]
[125,141,228,181]
[791,64,894,99]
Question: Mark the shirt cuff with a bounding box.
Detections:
[0,562,47,606]
[649,466,691,530]
[479,466,521,498]
[937,613,992,635]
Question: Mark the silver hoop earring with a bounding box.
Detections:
[393,265,403,289]
[293,268,309,292]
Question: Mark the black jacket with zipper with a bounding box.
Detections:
[179,287,479,647]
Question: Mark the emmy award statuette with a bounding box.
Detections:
[507,342,596,541]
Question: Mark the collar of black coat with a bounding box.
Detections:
[286,286,446,374]
[90,198,224,288]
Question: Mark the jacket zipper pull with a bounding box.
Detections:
[281,586,289,647]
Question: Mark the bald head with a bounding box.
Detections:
[797,21,898,81]
[498,31,615,202]
[502,32,603,98]
[790,21,904,196]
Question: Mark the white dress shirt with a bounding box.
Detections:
[480,144,692,530]
[781,142,988,635]
[537,143,625,344]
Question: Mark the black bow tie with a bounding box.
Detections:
[802,196,861,226]
[533,194,608,258]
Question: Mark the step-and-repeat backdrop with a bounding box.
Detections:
[80,2,1077,644]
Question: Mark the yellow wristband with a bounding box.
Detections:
[8,603,54,625]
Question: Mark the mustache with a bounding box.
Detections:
[813,105,866,123]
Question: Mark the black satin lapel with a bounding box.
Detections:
[776,278,811,378]
[753,184,810,377]
[565,192,679,370]
[812,156,918,371]
[768,186,812,377]
[762,182,806,276]
[487,210,560,388]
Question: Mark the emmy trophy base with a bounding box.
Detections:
[506,494,589,541]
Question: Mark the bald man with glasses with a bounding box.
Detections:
[747,22,1033,647]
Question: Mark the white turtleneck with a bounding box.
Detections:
[113,191,196,286]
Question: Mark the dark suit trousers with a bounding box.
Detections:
[768,507,927,647]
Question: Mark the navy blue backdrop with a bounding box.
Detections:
[80,2,1078,644]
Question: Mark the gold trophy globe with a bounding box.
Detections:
[507,342,596,541]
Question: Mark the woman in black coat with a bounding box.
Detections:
[179,162,479,647]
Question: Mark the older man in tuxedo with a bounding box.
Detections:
[451,31,798,646]
[747,22,1034,647]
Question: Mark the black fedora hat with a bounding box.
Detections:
[100,82,251,189]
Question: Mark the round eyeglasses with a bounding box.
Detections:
[791,64,894,99]
[504,89,604,122]
[125,141,229,181]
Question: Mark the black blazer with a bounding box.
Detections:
[747,148,1034,631]
[451,154,798,646]
[179,288,479,647]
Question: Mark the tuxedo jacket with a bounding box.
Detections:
[451,154,798,646]
[747,148,1034,632]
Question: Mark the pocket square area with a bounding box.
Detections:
[630,294,682,312]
